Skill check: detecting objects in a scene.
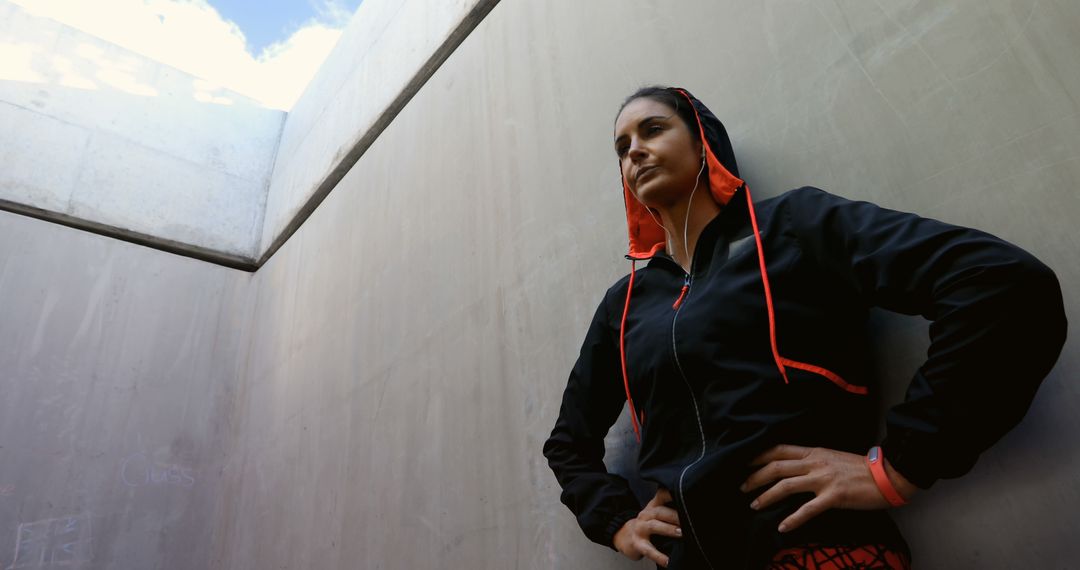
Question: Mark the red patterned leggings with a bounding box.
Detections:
[767,543,911,569]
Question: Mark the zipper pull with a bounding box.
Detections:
[672,275,690,310]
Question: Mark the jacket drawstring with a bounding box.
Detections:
[744,184,790,384]
[745,184,869,395]
[619,259,643,441]
[672,276,690,310]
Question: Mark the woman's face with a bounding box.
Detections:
[614,97,703,209]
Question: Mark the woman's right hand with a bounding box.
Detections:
[613,488,682,568]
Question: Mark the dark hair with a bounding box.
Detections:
[615,85,701,144]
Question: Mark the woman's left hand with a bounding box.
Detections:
[740,444,918,533]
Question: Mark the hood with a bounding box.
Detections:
[615,88,864,443]
[620,88,745,259]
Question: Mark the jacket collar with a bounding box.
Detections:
[644,184,751,274]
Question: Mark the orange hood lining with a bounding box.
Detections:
[621,88,745,260]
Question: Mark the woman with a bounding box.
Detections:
[542,86,1067,569]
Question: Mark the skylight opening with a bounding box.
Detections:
[5,0,362,110]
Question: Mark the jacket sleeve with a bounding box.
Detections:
[787,186,1068,489]
[543,291,642,549]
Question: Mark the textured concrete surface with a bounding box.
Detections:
[0,210,253,569]
[256,0,500,261]
[0,0,284,261]
[1,0,1078,568]
[217,1,1079,568]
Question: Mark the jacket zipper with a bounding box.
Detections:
[670,259,718,570]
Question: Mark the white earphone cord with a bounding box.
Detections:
[633,150,708,273]
[682,152,708,271]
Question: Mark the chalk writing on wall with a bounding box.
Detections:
[9,514,92,569]
[119,452,195,488]
[0,485,14,497]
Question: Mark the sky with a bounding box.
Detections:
[209,0,361,54]
[7,0,364,109]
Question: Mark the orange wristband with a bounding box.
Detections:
[866,446,908,507]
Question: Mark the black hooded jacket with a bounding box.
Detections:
[542,89,1067,569]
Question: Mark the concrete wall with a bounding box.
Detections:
[220,0,1078,568]
[256,0,499,261]
[1,0,1078,568]
[0,1,284,262]
[0,209,253,569]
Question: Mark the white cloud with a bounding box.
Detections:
[312,0,356,27]
[250,22,344,110]
[8,0,351,110]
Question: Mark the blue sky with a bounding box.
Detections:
[210,0,364,55]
